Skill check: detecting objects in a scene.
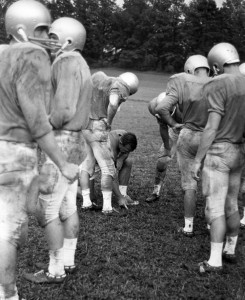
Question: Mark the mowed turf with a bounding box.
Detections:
[18,70,245,299]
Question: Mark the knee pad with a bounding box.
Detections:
[100,164,116,178]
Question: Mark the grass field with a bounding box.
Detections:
[17,69,245,300]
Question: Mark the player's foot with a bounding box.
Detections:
[102,207,120,216]
[198,260,222,273]
[145,193,159,203]
[35,262,77,274]
[222,252,237,264]
[23,269,66,283]
[81,202,102,212]
[178,227,195,237]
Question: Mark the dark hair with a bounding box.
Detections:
[121,132,137,151]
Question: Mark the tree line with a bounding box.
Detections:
[1,0,245,72]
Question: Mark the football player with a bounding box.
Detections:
[193,43,245,272]
[23,17,93,283]
[148,55,210,238]
[79,71,139,215]
[0,1,79,298]
[83,130,139,209]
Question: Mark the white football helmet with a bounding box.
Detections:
[184,55,210,74]
[5,0,60,50]
[208,43,240,74]
[239,63,245,76]
[49,17,86,54]
[119,72,139,95]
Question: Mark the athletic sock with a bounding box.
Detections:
[48,248,65,276]
[119,185,127,196]
[63,238,77,266]
[223,235,238,255]
[184,217,194,232]
[82,189,92,207]
[153,184,161,196]
[102,191,112,211]
[208,242,223,267]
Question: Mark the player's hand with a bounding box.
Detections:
[118,196,128,210]
[173,123,184,130]
[192,160,201,181]
[155,114,161,120]
[60,162,79,183]
[102,118,111,131]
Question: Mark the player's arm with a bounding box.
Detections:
[112,175,128,209]
[193,82,224,180]
[107,93,120,127]
[159,122,171,152]
[155,94,180,128]
[49,56,81,129]
[148,97,158,116]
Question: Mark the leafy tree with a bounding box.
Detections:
[220,0,245,61]
[182,0,221,58]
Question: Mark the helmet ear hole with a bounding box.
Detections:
[67,39,72,45]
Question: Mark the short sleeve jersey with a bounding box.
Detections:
[0,42,52,143]
[158,73,210,131]
[89,71,130,120]
[49,52,93,131]
[203,73,245,143]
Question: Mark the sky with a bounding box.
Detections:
[116,0,224,8]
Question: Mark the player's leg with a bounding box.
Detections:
[146,128,178,203]
[24,160,67,283]
[91,141,116,214]
[60,180,79,273]
[223,146,243,263]
[177,129,201,237]
[117,158,138,205]
[79,139,96,210]
[0,141,38,297]
[199,144,229,272]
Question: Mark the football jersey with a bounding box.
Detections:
[49,51,93,131]
[89,71,130,120]
[204,73,245,144]
[157,73,210,131]
[0,42,52,143]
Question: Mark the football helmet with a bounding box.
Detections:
[49,17,86,53]
[239,63,245,76]
[5,0,60,50]
[119,72,139,95]
[184,55,210,74]
[208,43,240,74]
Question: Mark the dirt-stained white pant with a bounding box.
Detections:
[36,130,81,227]
[202,142,244,224]
[0,141,38,247]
